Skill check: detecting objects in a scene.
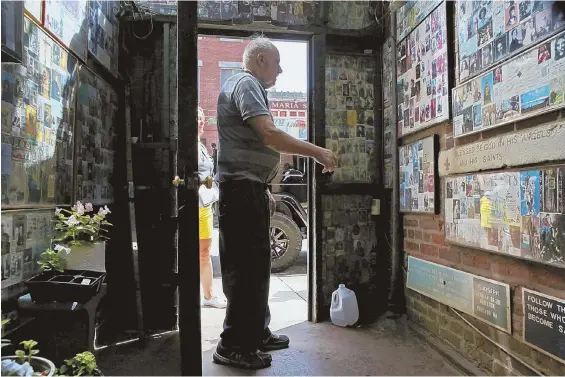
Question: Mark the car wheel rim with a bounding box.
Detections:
[270,226,289,261]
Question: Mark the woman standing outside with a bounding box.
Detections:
[197,107,226,309]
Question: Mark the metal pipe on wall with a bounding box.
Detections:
[387,11,404,313]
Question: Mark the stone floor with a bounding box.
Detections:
[96,228,462,375]
[97,317,462,376]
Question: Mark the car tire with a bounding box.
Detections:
[270,212,302,273]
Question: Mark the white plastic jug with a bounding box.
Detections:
[330,284,359,327]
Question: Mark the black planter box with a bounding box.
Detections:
[25,270,106,303]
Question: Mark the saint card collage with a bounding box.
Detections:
[445,166,565,267]
[399,135,437,214]
[397,1,450,137]
[1,17,78,207]
[325,54,376,184]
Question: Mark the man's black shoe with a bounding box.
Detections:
[213,342,272,369]
[260,333,290,351]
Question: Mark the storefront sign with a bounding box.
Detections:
[523,288,565,363]
[270,100,307,110]
[439,122,565,176]
[407,256,511,333]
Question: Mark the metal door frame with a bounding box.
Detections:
[177,2,203,375]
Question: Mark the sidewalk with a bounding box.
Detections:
[201,274,308,352]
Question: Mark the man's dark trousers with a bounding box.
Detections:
[218,179,272,351]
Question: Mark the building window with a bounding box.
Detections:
[298,111,306,117]
[271,110,278,116]
[280,111,287,117]
[218,61,244,89]
[290,111,297,117]
[220,68,243,88]
[219,38,243,43]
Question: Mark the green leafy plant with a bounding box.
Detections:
[54,202,112,247]
[57,351,98,376]
[37,246,68,273]
[15,340,40,364]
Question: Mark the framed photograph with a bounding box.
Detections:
[399,134,439,214]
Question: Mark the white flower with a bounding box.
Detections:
[85,203,93,212]
[55,208,62,215]
[65,215,80,227]
[73,201,85,215]
[54,244,71,255]
[98,205,111,216]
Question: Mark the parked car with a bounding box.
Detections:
[269,164,308,272]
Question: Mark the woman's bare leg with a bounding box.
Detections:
[200,238,213,300]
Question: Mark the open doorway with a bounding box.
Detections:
[196,35,309,352]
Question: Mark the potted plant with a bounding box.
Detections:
[53,202,112,272]
[1,336,56,376]
[57,351,103,376]
[25,249,106,303]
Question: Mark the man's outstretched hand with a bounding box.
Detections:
[314,147,338,173]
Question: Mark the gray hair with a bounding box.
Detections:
[243,37,276,69]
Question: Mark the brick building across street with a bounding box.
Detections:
[197,36,307,158]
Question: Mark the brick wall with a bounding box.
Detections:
[197,36,249,151]
[399,3,565,376]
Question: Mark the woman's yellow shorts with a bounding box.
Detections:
[199,206,213,240]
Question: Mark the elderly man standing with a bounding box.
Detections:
[214,37,338,369]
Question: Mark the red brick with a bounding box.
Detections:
[491,260,531,280]
[404,218,419,227]
[407,229,415,239]
[420,218,439,230]
[445,136,454,150]
[420,244,439,257]
[439,247,461,263]
[530,268,565,291]
[414,230,422,240]
[404,240,420,252]
[512,314,523,337]
[423,232,432,242]
[461,253,490,271]
[431,232,447,246]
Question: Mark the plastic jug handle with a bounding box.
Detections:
[332,292,338,303]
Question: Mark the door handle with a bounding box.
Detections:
[172,176,185,186]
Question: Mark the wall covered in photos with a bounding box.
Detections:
[1,1,24,62]
[1,17,78,208]
[452,29,565,138]
[444,165,565,268]
[396,1,449,137]
[382,37,395,189]
[399,135,437,213]
[327,1,374,30]
[87,0,120,76]
[1,5,119,292]
[1,210,54,289]
[395,0,443,42]
[457,0,565,82]
[321,195,380,311]
[75,67,117,205]
[44,0,89,62]
[196,1,316,25]
[325,54,376,184]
